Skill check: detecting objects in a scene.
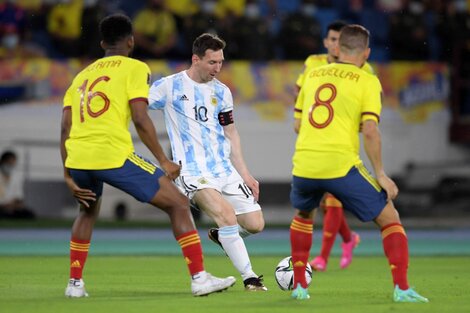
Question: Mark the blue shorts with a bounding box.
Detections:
[69,153,165,203]
[290,165,387,222]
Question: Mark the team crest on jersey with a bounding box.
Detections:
[210,96,217,106]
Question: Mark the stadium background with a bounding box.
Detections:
[0,1,469,227]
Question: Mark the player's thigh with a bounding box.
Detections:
[328,166,387,222]
[374,200,400,228]
[193,188,237,226]
[236,210,265,233]
[69,169,104,198]
[290,175,324,213]
[95,154,164,203]
[150,175,189,213]
[222,171,262,216]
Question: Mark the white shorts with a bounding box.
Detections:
[175,170,262,215]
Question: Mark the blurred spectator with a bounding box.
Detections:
[436,0,470,62]
[132,0,178,59]
[389,0,430,60]
[80,0,108,59]
[215,0,247,18]
[47,0,85,58]
[278,0,322,59]
[181,0,222,56]
[0,150,35,219]
[0,0,44,58]
[231,0,274,60]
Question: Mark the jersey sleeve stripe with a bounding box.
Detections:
[294,108,302,113]
[129,97,149,105]
[361,112,380,122]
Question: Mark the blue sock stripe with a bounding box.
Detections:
[219,225,239,237]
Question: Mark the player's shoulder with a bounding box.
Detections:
[212,78,231,93]
[304,54,328,67]
[125,57,150,71]
[361,61,375,75]
[150,71,183,89]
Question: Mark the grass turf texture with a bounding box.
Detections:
[1,255,468,313]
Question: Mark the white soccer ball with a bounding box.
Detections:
[274,256,313,291]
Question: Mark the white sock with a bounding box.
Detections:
[238,225,253,238]
[191,271,207,281]
[219,225,256,281]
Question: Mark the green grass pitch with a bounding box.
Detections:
[1,255,469,313]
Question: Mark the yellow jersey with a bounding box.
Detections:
[296,54,374,88]
[293,62,382,179]
[63,56,151,170]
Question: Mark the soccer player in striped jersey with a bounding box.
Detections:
[289,25,428,303]
[148,33,267,291]
[295,21,372,272]
[60,14,235,298]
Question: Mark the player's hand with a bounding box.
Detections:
[161,159,181,180]
[244,175,260,202]
[377,174,399,202]
[64,174,96,208]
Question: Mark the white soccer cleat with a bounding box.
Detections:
[191,273,236,296]
[65,278,89,298]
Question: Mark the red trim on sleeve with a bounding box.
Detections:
[294,108,302,113]
[362,112,380,123]
[129,97,149,105]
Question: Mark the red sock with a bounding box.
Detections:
[320,203,342,261]
[70,238,90,279]
[176,230,204,276]
[290,216,313,288]
[381,223,409,290]
[338,214,352,243]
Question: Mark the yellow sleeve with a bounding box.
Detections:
[362,62,375,75]
[63,85,73,108]
[361,77,382,123]
[294,85,304,119]
[128,62,151,102]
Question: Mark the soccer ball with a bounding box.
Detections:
[274,256,313,291]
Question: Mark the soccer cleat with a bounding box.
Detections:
[291,284,310,300]
[191,273,236,296]
[65,278,89,298]
[340,231,360,269]
[243,275,268,291]
[309,256,327,272]
[208,228,227,254]
[393,285,429,303]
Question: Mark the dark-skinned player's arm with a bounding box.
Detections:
[60,107,96,208]
[130,100,181,180]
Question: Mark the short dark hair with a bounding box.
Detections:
[327,20,347,33]
[0,150,16,164]
[192,33,226,58]
[99,14,133,45]
[339,24,370,54]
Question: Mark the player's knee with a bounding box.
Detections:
[243,218,265,234]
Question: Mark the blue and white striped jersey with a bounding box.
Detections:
[148,70,234,177]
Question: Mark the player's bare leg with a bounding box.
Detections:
[195,189,266,291]
[150,176,235,296]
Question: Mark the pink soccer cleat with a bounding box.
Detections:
[340,232,360,269]
[309,256,327,272]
